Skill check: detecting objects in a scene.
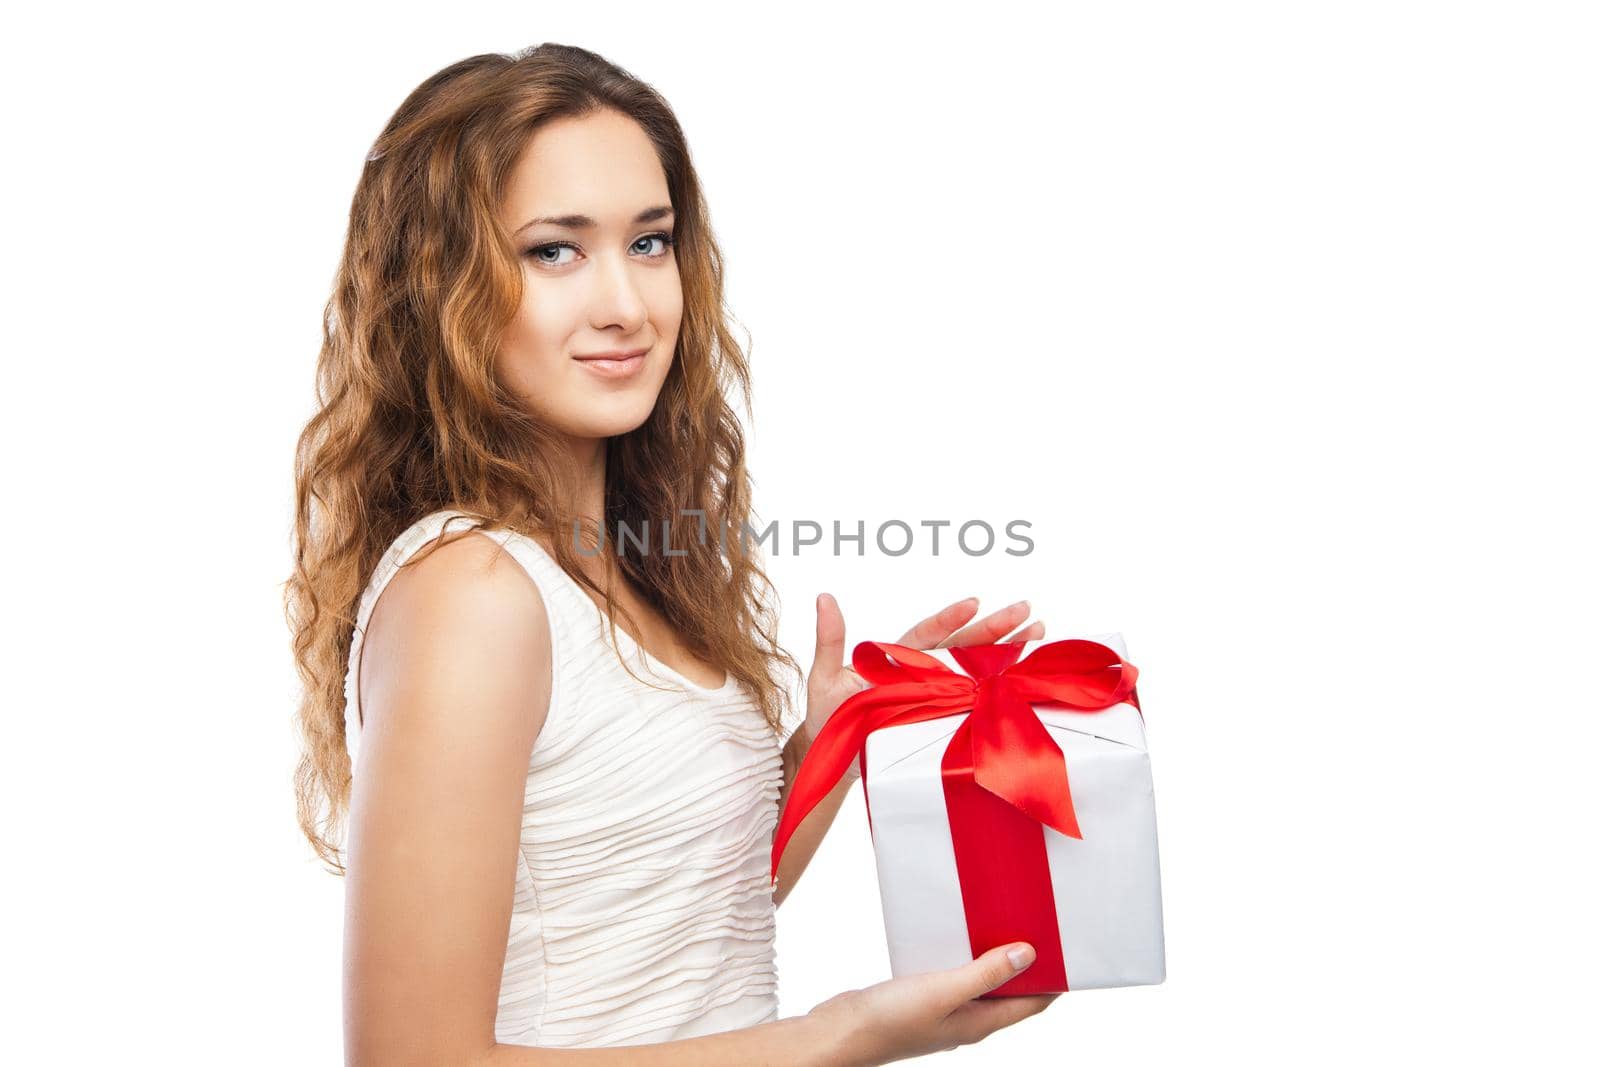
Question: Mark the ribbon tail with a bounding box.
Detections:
[970,681,1082,840]
[770,682,976,884]
[770,709,869,884]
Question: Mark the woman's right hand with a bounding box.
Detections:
[807,942,1059,1066]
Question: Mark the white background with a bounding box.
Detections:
[6,2,1596,1063]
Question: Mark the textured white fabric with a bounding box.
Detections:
[343,508,783,1048]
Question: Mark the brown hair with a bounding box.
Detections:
[284,43,800,874]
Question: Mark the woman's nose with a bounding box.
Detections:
[588,251,649,331]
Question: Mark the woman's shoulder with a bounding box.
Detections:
[351,515,555,748]
[377,525,551,635]
[360,510,565,617]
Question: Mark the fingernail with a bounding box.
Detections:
[1007,944,1035,971]
[1010,599,1029,612]
[961,596,979,606]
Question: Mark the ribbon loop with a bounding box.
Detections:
[852,641,960,684]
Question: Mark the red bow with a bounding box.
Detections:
[770,638,1140,884]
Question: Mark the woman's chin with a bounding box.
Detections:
[562,400,658,440]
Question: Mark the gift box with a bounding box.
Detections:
[771,634,1165,998]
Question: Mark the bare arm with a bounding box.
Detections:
[343,531,1053,1065]
[479,1016,832,1066]
[343,531,550,1063]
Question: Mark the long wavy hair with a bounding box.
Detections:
[285,43,801,875]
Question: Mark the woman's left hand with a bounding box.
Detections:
[802,594,1046,754]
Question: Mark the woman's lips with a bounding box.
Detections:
[573,350,647,379]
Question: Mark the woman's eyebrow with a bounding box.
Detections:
[515,205,674,235]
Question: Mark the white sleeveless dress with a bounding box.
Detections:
[342,508,784,1048]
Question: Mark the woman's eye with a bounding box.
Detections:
[632,233,675,256]
[527,242,578,267]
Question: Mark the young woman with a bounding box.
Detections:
[287,43,1057,1065]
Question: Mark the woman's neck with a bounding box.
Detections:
[559,433,608,532]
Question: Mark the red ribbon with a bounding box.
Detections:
[771,638,1140,995]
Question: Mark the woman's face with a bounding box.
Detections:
[496,108,683,442]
